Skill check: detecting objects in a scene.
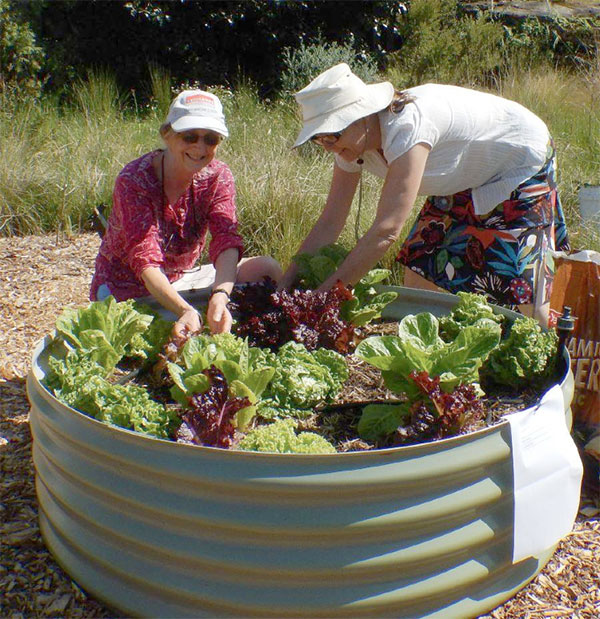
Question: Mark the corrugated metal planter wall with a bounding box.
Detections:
[27,289,575,618]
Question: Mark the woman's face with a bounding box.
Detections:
[164,129,222,174]
[312,119,367,163]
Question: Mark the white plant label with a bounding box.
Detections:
[506,384,583,563]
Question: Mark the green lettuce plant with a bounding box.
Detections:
[356,311,502,399]
[239,418,336,454]
[293,243,349,289]
[259,341,348,419]
[167,333,276,430]
[482,316,558,389]
[47,352,178,439]
[355,311,500,443]
[357,402,411,443]
[54,296,171,375]
[439,292,505,341]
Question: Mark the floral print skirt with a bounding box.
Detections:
[396,150,570,310]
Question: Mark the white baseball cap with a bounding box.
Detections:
[166,89,229,137]
[293,63,394,148]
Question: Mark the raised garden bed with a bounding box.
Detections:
[27,286,574,618]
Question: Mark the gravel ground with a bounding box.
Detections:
[0,233,598,618]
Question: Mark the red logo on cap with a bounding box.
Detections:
[184,93,214,106]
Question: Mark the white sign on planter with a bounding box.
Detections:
[507,384,583,563]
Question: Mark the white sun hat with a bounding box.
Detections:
[166,89,229,137]
[293,63,394,148]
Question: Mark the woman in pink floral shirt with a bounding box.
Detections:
[90,89,280,336]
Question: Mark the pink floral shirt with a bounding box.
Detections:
[90,150,244,301]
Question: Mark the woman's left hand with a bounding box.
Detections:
[207,294,233,334]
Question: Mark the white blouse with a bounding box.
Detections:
[335,83,550,215]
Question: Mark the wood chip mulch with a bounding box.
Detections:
[0,233,598,618]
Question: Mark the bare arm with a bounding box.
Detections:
[318,143,431,290]
[206,247,240,334]
[279,163,361,289]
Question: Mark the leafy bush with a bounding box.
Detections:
[502,14,600,72]
[387,0,505,88]
[280,37,379,95]
[0,0,44,96]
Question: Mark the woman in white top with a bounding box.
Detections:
[281,63,569,323]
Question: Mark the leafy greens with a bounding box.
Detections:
[356,311,502,400]
[293,243,398,326]
[482,316,558,389]
[260,341,349,418]
[239,418,336,454]
[54,296,172,375]
[47,352,178,439]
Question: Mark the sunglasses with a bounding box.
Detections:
[310,132,342,147]
[179,131,222,146]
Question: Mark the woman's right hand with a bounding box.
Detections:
[172,307,202,341]
[140,267,203,342]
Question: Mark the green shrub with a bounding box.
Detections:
[280,36,379,95]
[501,14,600,72]
[387,0,505,88]
[0,0,44,96]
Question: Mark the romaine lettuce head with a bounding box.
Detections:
[294,243,348,289]
[357,311,501,399]
[343,269,398,326]
[129,302,174,362]
[181,333,275,374]
[171,333,276,404]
